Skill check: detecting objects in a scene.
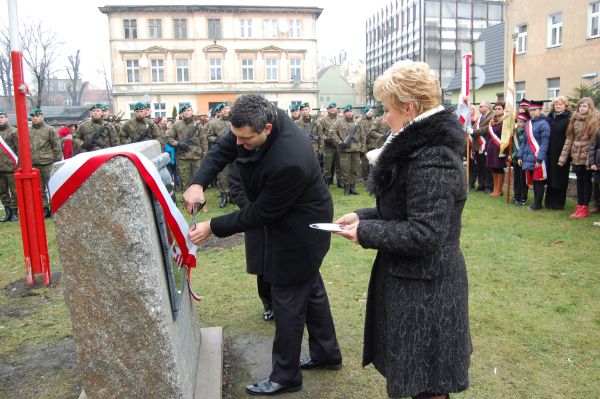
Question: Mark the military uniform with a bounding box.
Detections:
[205,112,232,206]
[361,114,386,179]
[329,105,365,195]
[295,115,322,158]
[0,119,18,221]
[29,111,62,209]
[166,104,208,189]
[73,118,119,154]
[318,104,340,185]
[120,117,163,147]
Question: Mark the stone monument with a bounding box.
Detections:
[51,141,221,399]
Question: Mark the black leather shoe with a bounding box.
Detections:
[300,358,342,370]
[245,378,302,396]
[263,309,274,321]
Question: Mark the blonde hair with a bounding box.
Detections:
[373,60,441,115]
[550,96,572,113]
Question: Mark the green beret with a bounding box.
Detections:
[179,103,192,114]
[100,104,108,111]
[145,103,151,109]
[29,108,43,116]
[134,102,146,111]
[0,109,6,116]
[343,104,353,113]
[214,103,224,112]
[89,103,102,110]
[290,104,300,111]
[363,106,373,113]
[327,102,337,109]
[301,102,310,109]
[221,102,229,107]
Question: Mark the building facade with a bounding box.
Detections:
[365,0,504,102]
[504,0,600,105]
[99,5,322,118]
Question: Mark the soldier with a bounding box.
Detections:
[205,102,232,208]
[329,104,365,196]
[318,102,340,186]
[360,107,382,180]
[120,102,163,148]
[166,103,208,190]
[29,108,62,217]
[0,109,19,221]
[144,102,152,120]
[73,103,120,154]
[295,102,322,161]
[290,103,301,122]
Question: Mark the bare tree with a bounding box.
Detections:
[328,50,347,66]
[0,29,13,110]
[20,21,62,108]
[98,62,113,112]
[66,49,88,106]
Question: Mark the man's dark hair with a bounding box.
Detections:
[230,94,277,133]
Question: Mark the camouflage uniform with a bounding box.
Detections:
[0,122,18,215]
[295,115,322,158]
[318,113,340,184]
[30,121,62,207]
[329,116,365,191]
[205,116,232,195]
[73,118,120,154]
[120,117,163,148]
[360,116,384,179]
[166,117,208,188]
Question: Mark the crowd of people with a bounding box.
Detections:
[465,95,600,224]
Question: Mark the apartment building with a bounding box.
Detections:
[365,0,504,102]
[504,0,600,104]
[98,5,322,117]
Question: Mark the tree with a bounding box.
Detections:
[568,83,600,109]
[0,29,13,110]
[20,21,62,108]
[66,50,88,106]
[97,62,113,112]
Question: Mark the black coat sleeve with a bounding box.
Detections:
[190,131,237,187]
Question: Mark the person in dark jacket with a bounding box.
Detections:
[486,102,508,197]
[228,162,273,321]
[184,94,342,396]
[518,100,551,211]
[545,96,572,210]
[589,126,600,220]
[335,61,471,399]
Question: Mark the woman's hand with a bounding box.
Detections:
[333,222,359,244]
[334,212,359,226]
[591,164,598,171]
[518,159,523,167]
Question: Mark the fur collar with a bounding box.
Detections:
[367,110,465,196]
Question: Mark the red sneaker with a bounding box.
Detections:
[570,205,582,218]
[574,205,589,219]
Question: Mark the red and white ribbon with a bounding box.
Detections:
[0,135,18,168]
[488,124,501,148]
[49,148,201,300]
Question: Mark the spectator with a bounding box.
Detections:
[589,122,600,221]
[510,112,530,205]
[486,102,507,197]
[545,96,572,210]
[57,126,74,159]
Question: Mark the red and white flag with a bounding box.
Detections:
[49,148,201,300]
[456,52,472,129]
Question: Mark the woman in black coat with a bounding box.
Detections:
[545,96,572,209]
[335,61,471,399]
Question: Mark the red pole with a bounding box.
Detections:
[9,0,50,286]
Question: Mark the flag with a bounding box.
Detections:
[500,51,516,154]
[456,52,472,128]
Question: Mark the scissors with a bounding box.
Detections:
[190,201,206,230]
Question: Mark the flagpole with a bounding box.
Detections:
[506,40,516,203]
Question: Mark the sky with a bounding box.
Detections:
[0,0,388,87]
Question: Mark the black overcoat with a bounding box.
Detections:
[546,111,572,189]
[356,110,472,397]
[191,109,333,285]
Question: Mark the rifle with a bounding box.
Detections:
[305,117,317,140]
[177,121,203,152]
[82,122,110,151]
[339,115,363,149]
[133,120,155,143]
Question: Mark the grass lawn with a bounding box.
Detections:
[1,184,599,398]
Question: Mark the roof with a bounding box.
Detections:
[99,5,323,18]
[6,106,90,127]
[446,22,505,91]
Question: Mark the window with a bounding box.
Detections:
[289,59,301,82]
[154,103,166,118]
[128,103,136,119]
[426,1,440,18]
[289,19,302,38]
[547,13,562,47]
[265,58,278,80]
[126,60,139,83]
[124,19,137,39]
[149,19,162,39]
[242,59,254,81]
[176,59,189,82]
[240,19,253,38]
[589,2,600,38]
[516,24,527,54]
[174,18,187,39]
[516,81,526,102]
[208,19,222,39]
[209,58,222,81]
[151,59,164,83]
[290,100,302,109]
[547,77,560,99]
[264,19,277,38]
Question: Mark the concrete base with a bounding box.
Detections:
[79,326,223,399]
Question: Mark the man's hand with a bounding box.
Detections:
[177,141,190,152]
[184,184,207,214]
[189,220,212,245]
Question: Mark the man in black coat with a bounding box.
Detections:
[184,94,342,396]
